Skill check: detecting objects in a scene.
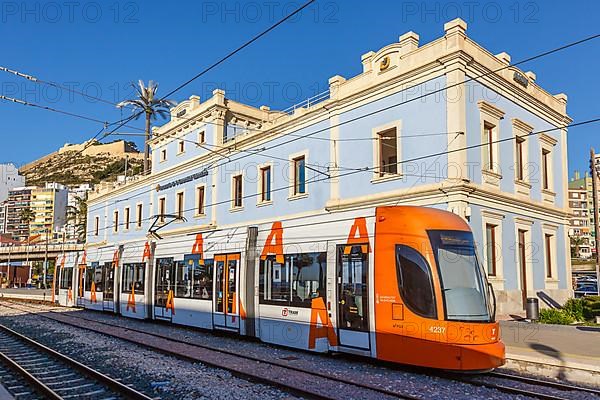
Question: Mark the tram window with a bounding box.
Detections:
[260,257,290,303]
[395,245,436,319]
[85,266,94,291]
[60,267,73,289]
[428,230,491,322]
[175,256,214,300]
[85,263,104,292]
[260,252,327,307]
[122,263,145,294]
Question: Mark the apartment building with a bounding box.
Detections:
[0,163,25,203]
[29,184,68,243]
[568,179,591,258]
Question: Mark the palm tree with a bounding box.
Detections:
[19,207,35,237]
[66,195,88,243]
[117,80,177,174]
[570,236,585,259]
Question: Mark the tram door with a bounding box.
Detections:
[102,262,115,311]
[154,258,175,321]
[336,245,370,350]
[213,253,240,331]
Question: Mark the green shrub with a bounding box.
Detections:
[538,308,575,325]
[562,298,585,321]
[583,296,600,321]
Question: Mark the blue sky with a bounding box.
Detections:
[1,0,598,176]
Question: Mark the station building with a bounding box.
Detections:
[85,18,571,319]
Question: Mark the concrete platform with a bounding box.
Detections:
[500,320,600,386]
[0,288,51,302]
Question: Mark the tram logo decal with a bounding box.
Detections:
[282,308,298,317]
[165,290,176,315]
[344,217,371,254]
[191,234,205,265]
[261,221,284,263]
[142,242,152,262]
[308,297,338,349]
[127,285,136,313]
[112,250,120,268]
[90,282,97,303]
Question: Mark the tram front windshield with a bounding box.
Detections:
[428,230,492,322]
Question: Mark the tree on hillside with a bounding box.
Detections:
[117,80,176,174]
[66,194,88,243]
[20,207,35,226]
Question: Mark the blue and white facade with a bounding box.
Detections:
[86,18,572,316]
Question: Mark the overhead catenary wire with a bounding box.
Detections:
[0,95,114,126]
[86,117,600,230]
[159,0,316,100]
[102,31,600,200]
[1,1,315,166]
[0,65,134,109]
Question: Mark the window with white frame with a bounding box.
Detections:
[259,165,272,203]
[160,148,167,162]
[94,216,99,236]
[113,210,119,233]
[196,186,205,215]
[478,101,504,175]
[176,191,184,219]
[539,133,557,195]
[379,128,398,176]
[543,226,558,281]
[483,122,496,170]
[198,130,205,144]
[482,211,504,284]
[158,197,166,223]
[293,156,306,195]
[232,174,243,208]
[542,148,551,190]
[372,121,401,179]
[178,140,185,154]
[485,223,498,276]
[136,204,143,228]
[124,207,130,230]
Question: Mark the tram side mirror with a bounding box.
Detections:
[488,282,497,321]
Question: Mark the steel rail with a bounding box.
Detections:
[0,321,153,400]
[7,300,600,400]
[488,370,600,396]
[1,301,419,400]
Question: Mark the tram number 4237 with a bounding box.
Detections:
[428,326,446,334]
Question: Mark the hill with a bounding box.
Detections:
[22,151,144,187]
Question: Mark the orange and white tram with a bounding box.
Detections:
[57,206,505,371]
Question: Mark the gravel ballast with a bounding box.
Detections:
[2,301,597,399]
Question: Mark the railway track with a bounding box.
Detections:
[0,320,153,400]
[4,300,600,400]
[0,301,419,400]
[451,371,600,400]
[0,361,43,399]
